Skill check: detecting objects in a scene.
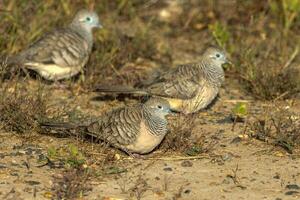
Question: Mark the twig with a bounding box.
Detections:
[282,46,299,70]
[85,152,109,156]
[143,0,160,9]
[184,9,198,29]
[223,99,252,103]
[273,91,289,101]
[231,116,237,132]
[123,154,215,161]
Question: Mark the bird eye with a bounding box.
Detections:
[157,105,163,109]
[86,17,92,22]
[216,53,221,58]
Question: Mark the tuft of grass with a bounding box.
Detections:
[209,21,231,49]
[129,175,149,200]
[161,114,211,156]
[66,144,86,168]
[85,18,161,88]
[270,0,300,35]
[232,102,248,118]
[233,39,300,100]
[52,167,92,200]
[46,144,87,169]
[231,102,248,131]
[248,106,300,153]
[0,83,47,134]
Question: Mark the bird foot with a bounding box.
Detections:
[123,149,145,159]
[51,82,70,90]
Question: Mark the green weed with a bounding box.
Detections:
[47,144,86,168]
[209,21,230,49]
[270,0,300,34]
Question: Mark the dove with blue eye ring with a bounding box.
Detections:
[7,9,102,81]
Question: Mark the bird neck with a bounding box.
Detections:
[142,106,168,137]
[199,60,224,87]
[69,23,93,48]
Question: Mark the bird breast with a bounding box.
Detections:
[125,121,165,154]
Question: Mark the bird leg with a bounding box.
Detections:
[122,148,145,159]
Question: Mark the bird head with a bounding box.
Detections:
[203,46,231,67]
[145,98,171,118]
[72,9,102,30]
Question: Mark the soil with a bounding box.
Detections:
[0,81,299,200]
[0,2,299,199]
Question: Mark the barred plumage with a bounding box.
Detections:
[8,9,102,81]
[41,98,171,154]
[95,46,229,114]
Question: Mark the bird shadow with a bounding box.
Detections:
[90,93,149,102]
[204,94,220,110]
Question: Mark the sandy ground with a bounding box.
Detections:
[1,1,300,200]
[0,82,299,200]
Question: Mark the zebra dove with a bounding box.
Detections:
[95,46,230,114]
[41,98,171,154]
[8,9,102,81]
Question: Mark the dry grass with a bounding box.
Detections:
[0,2,299,199]
[232,36,300,100]
[0,0,299,162]
[160,113,214,156]
[1,1,299,99]
[248,106,300,153]
[0,82,47,134]
[225,1,300,100]
[52,167,92,200]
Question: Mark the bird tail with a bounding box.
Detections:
[94,85,149,95]
[4,54,24,66]
[0,55,21,78]
[40,122,78,129]
[39,121,87,137]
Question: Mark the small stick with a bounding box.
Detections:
[123,154,215,161]
[282,46,299,70]
[223,100,252,103]
[273,91,289,101]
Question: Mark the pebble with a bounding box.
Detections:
[285,191,299,195]
[230,137,242,144]
[286,184,300,190]
[25,180,41,186]
[163,167,172,171]
[181,161,193,167]
[10,172,19,176]
[273,174,280,179]
[0,163,7,169]
[184,189,191,194]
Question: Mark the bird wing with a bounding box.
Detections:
[146,63,204,99]
[86,106,142,147]
[18,28,89,68]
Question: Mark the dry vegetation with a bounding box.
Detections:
[52,167,92,199]
[0,80,47,134]
[247,105,300,153]
[0,0,299,199]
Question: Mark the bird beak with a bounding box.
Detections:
[96,23,103,29]
[227,59,233,65]
[168,109,179,114]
